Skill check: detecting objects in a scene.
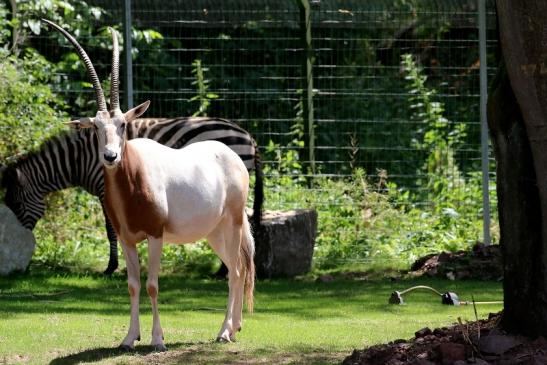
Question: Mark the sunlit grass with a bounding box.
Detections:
[0,270,502,364]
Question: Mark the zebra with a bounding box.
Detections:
[1,117,263,275]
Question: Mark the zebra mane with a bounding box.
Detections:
[2,129,94,188]
[4,129,86,170]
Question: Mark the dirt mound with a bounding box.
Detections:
[342,312,547,365]
[410,243,502,281]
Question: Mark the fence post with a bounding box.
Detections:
[297,0,316,176]
[123,0,134,110]
[478,0,491,245]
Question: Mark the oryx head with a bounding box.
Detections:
[42,19,149,168]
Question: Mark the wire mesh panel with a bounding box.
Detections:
[311,0,497,191]
[93,0,304,153]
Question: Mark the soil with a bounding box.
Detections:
[342,312,547,365]
[409,243,502,281]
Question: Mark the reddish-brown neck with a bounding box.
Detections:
[103,143,165,243]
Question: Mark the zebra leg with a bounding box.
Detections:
[102,204,119,275]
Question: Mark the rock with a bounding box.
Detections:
[438,342,466,364]
[469,358,492,365]
[316,274,334,283]
[530,336,547,348]
[433,328,447,337]
[410,253,436,271]
[254,209,317,278]
[415,327,433,338]
[478,334,523,355]
[0,204,36,275]
[411,360,435,365]
[437,251,451,262]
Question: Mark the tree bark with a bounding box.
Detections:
[488,65,544,336]
[492,1,547,336]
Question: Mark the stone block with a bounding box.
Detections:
[0,204,36,275]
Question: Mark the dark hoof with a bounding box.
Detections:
[103,263,118,275]
[118,344,134,352]
[154,344,168,352]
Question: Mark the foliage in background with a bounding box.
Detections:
[0,1,191,274]
[264,89,306,184]
[190,59,219,117]
[0,2,66,159]
[401,53,467,198]
[262,57,497,270]
[0,0,498,275]
[264,168,496,271]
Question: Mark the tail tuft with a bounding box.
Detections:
[241,216,255,313]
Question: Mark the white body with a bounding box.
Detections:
[110,139,248,244]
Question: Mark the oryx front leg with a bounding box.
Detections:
[147,236,166,351]
[120,242,141,350]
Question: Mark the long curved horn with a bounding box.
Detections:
[108,27,120,111]
[41,19,107,111]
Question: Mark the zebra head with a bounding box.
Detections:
[2,166,45,230]
[42,20,149,168]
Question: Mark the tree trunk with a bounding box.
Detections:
[492,1,547,336]
[488,65,544,336]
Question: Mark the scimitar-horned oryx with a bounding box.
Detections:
[43,19,255,351]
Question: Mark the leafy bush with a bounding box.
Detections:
[262,167,496,271]
[0,51,66,159]
[32,188,108,271]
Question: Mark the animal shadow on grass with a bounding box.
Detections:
[48,342,191,365]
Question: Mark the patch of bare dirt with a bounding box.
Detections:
[342,312,547,365]
[410,243,502,281]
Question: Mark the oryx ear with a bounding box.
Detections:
[124,100,150,123]
[64,117,95,129]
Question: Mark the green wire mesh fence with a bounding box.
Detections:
[30,0,499,266]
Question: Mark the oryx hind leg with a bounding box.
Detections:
[207,217,246,342]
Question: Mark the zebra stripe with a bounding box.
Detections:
[2,117,262,275]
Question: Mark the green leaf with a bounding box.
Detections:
[27,20,41,35]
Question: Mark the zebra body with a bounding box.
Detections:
[2,117,263,274]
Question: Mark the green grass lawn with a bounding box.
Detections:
[0,270,502,365]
